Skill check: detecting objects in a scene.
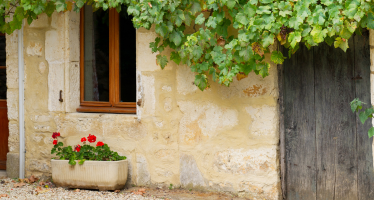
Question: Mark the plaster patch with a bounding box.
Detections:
[29,14,49,28]
[154,149,176,161]
[136,31,171,71]
[137,154,151,185]
[176,65,198,95]
[51,12,64,29]
[163,97,172,112]
[126,123,147,140]
[246,105,277,136]
[38,62,46,74]
[141,75,155,115]
[178,101,238,144]
[155,121,163,128]
[162,85,172,92]
[45,30,64,63]
[213,147,277,175]
[180,154,205,187]
[26,42,43,57]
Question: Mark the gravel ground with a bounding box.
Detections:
[0,178,164,200]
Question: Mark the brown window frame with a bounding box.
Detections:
[77,7,136,114]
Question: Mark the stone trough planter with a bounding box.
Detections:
[51,160,128,191]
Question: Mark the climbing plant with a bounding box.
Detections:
[0,0,374,90]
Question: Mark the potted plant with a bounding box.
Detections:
[50,132,128,191]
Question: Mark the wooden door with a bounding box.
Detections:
[282,30,374,199]
[0,34,8,170]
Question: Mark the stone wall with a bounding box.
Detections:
[15,10,280,199]
[6,13,20,178]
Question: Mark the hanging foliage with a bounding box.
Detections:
[1,0,374,90]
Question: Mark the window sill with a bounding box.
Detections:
[76,106,136,114]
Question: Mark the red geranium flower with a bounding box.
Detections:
[52,132,60,139]
[81,137,86,142]
[96,141,104,147]
[53,140,57,145]
[75,144,81,152]
[87,134,96,143]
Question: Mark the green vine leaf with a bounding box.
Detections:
[271,51,285,65]
[1,0,374,92]
[369,127,374,138]
[195,13,205,25]
[156,54,168,69]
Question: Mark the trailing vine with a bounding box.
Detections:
[0,0,374,90]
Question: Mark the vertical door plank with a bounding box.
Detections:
[0,100,8,169]
[283,43,316,200]
[315,40,357,200]
[354,30,374,200]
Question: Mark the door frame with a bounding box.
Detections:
[278,29,374,199]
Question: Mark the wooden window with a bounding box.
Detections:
[78,5,136,114]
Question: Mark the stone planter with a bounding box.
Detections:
[51,160,128,191]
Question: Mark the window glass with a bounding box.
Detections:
[119,9,136,102]
[84,5,110,102]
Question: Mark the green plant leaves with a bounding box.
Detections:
[194,74,208,91]
[195,13,205,25]
[3,0,374,93]
[334,37,349,52]
[271,51,285,64]
[288,32,301,48]
[368,127,374,138]
[156,55,168,69]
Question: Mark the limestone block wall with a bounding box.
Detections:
[6,19,19,154]
[17,10,280,199]
[6,13,21,178]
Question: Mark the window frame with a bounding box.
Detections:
[77,7,136,114]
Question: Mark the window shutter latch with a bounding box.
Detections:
[59,90,64,102]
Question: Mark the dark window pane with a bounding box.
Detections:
[119,8,136,102]
[0,35,5,66]
[84,5,110,102]
[0,69,6,99]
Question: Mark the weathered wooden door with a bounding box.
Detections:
[282,30,374,199]
[0,34,8,170]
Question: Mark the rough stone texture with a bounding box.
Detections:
[214,147,278,175]
[6,153,19,178]
[48,63,65,111]
[6,25,19,157]
[7,10,283,199]
[180,154,205,188]
[26,41,43,57]
[137,154,151,186]
[246,105,278,137]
